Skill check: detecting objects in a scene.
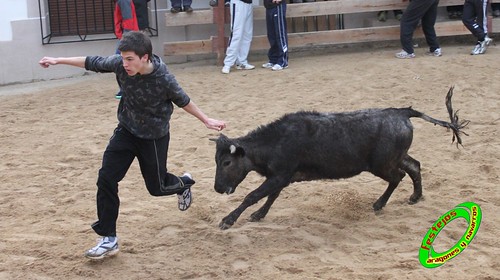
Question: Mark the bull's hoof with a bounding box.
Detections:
[373,201,386,211]
[219,220,233,230]
[408,194,423,205]
[249,214,262,222]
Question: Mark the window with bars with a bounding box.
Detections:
[47,0,115,37]
[39,0,158,44]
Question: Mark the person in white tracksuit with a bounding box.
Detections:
[221,0,255,74]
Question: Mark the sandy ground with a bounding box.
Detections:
[0,43,499,280]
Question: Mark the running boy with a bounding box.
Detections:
[39,31,226,260]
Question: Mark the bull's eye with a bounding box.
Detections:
[223,160,231,167]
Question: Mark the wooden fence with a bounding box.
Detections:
[164,0,500,64]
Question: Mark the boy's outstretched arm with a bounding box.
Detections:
[182,101,226,131]
[39,56,87,68]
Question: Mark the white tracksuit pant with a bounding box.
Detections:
[223,0,253,67]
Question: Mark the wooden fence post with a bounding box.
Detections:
[213,0,227,66]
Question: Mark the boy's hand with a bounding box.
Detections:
[206,118,226,131]
[39,57,57,68]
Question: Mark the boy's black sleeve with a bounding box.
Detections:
[85,55,122,73]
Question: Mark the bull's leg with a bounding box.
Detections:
[249,189,283,222]
[219,177,290,230]
[401,155,422,204]
[372,168,406,211]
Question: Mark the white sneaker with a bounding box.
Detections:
[85,236,119,260]
[484,36,493,46]
[395,50,416,59]
[271,64,287,71]
[177,173,193,211]
[236,64,255,70]
[221,66,230,74]
[471,42,482,55]
[471,37,493,55]
[426,48,442,57]
[262,62,274,69]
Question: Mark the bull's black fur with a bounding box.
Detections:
[213,87,468,230]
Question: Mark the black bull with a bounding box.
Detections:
[212,87,468,230]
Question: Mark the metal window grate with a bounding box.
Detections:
[39,0,158,44]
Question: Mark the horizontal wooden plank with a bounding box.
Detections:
[494,16,500,32]
[165,8,214,26]
[285,0,474,18]
[250,20,471,50]
[164,38,214,55]
[164,20,478,55]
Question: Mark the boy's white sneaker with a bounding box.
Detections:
[84,236,119,260]
[177,173,194,211]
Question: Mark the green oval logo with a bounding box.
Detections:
[419,202,481,268]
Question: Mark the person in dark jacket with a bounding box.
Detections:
[462,0,493,55]
[395,0,441,59]
[170,0,193,13]
[133,0,151,31]
[38,31,226,260]
[262,0,289,71]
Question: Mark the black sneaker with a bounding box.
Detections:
[179,172,195,188]
[170,7,182,13]
[184,6,193,13]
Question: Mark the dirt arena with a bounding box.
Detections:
[0,43,498,279]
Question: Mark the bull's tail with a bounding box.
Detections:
[408,86,469,147]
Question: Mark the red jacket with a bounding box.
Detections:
[114,0,139,39]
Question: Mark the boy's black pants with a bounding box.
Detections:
[91,125,184,237]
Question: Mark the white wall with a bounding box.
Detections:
[0,0,27,41]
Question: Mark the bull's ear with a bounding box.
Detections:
[229,144,245,157]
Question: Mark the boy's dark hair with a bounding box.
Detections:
[118,31,153,62]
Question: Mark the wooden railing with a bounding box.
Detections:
[164,0,500,64]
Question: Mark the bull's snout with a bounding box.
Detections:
[214,184,234,195]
